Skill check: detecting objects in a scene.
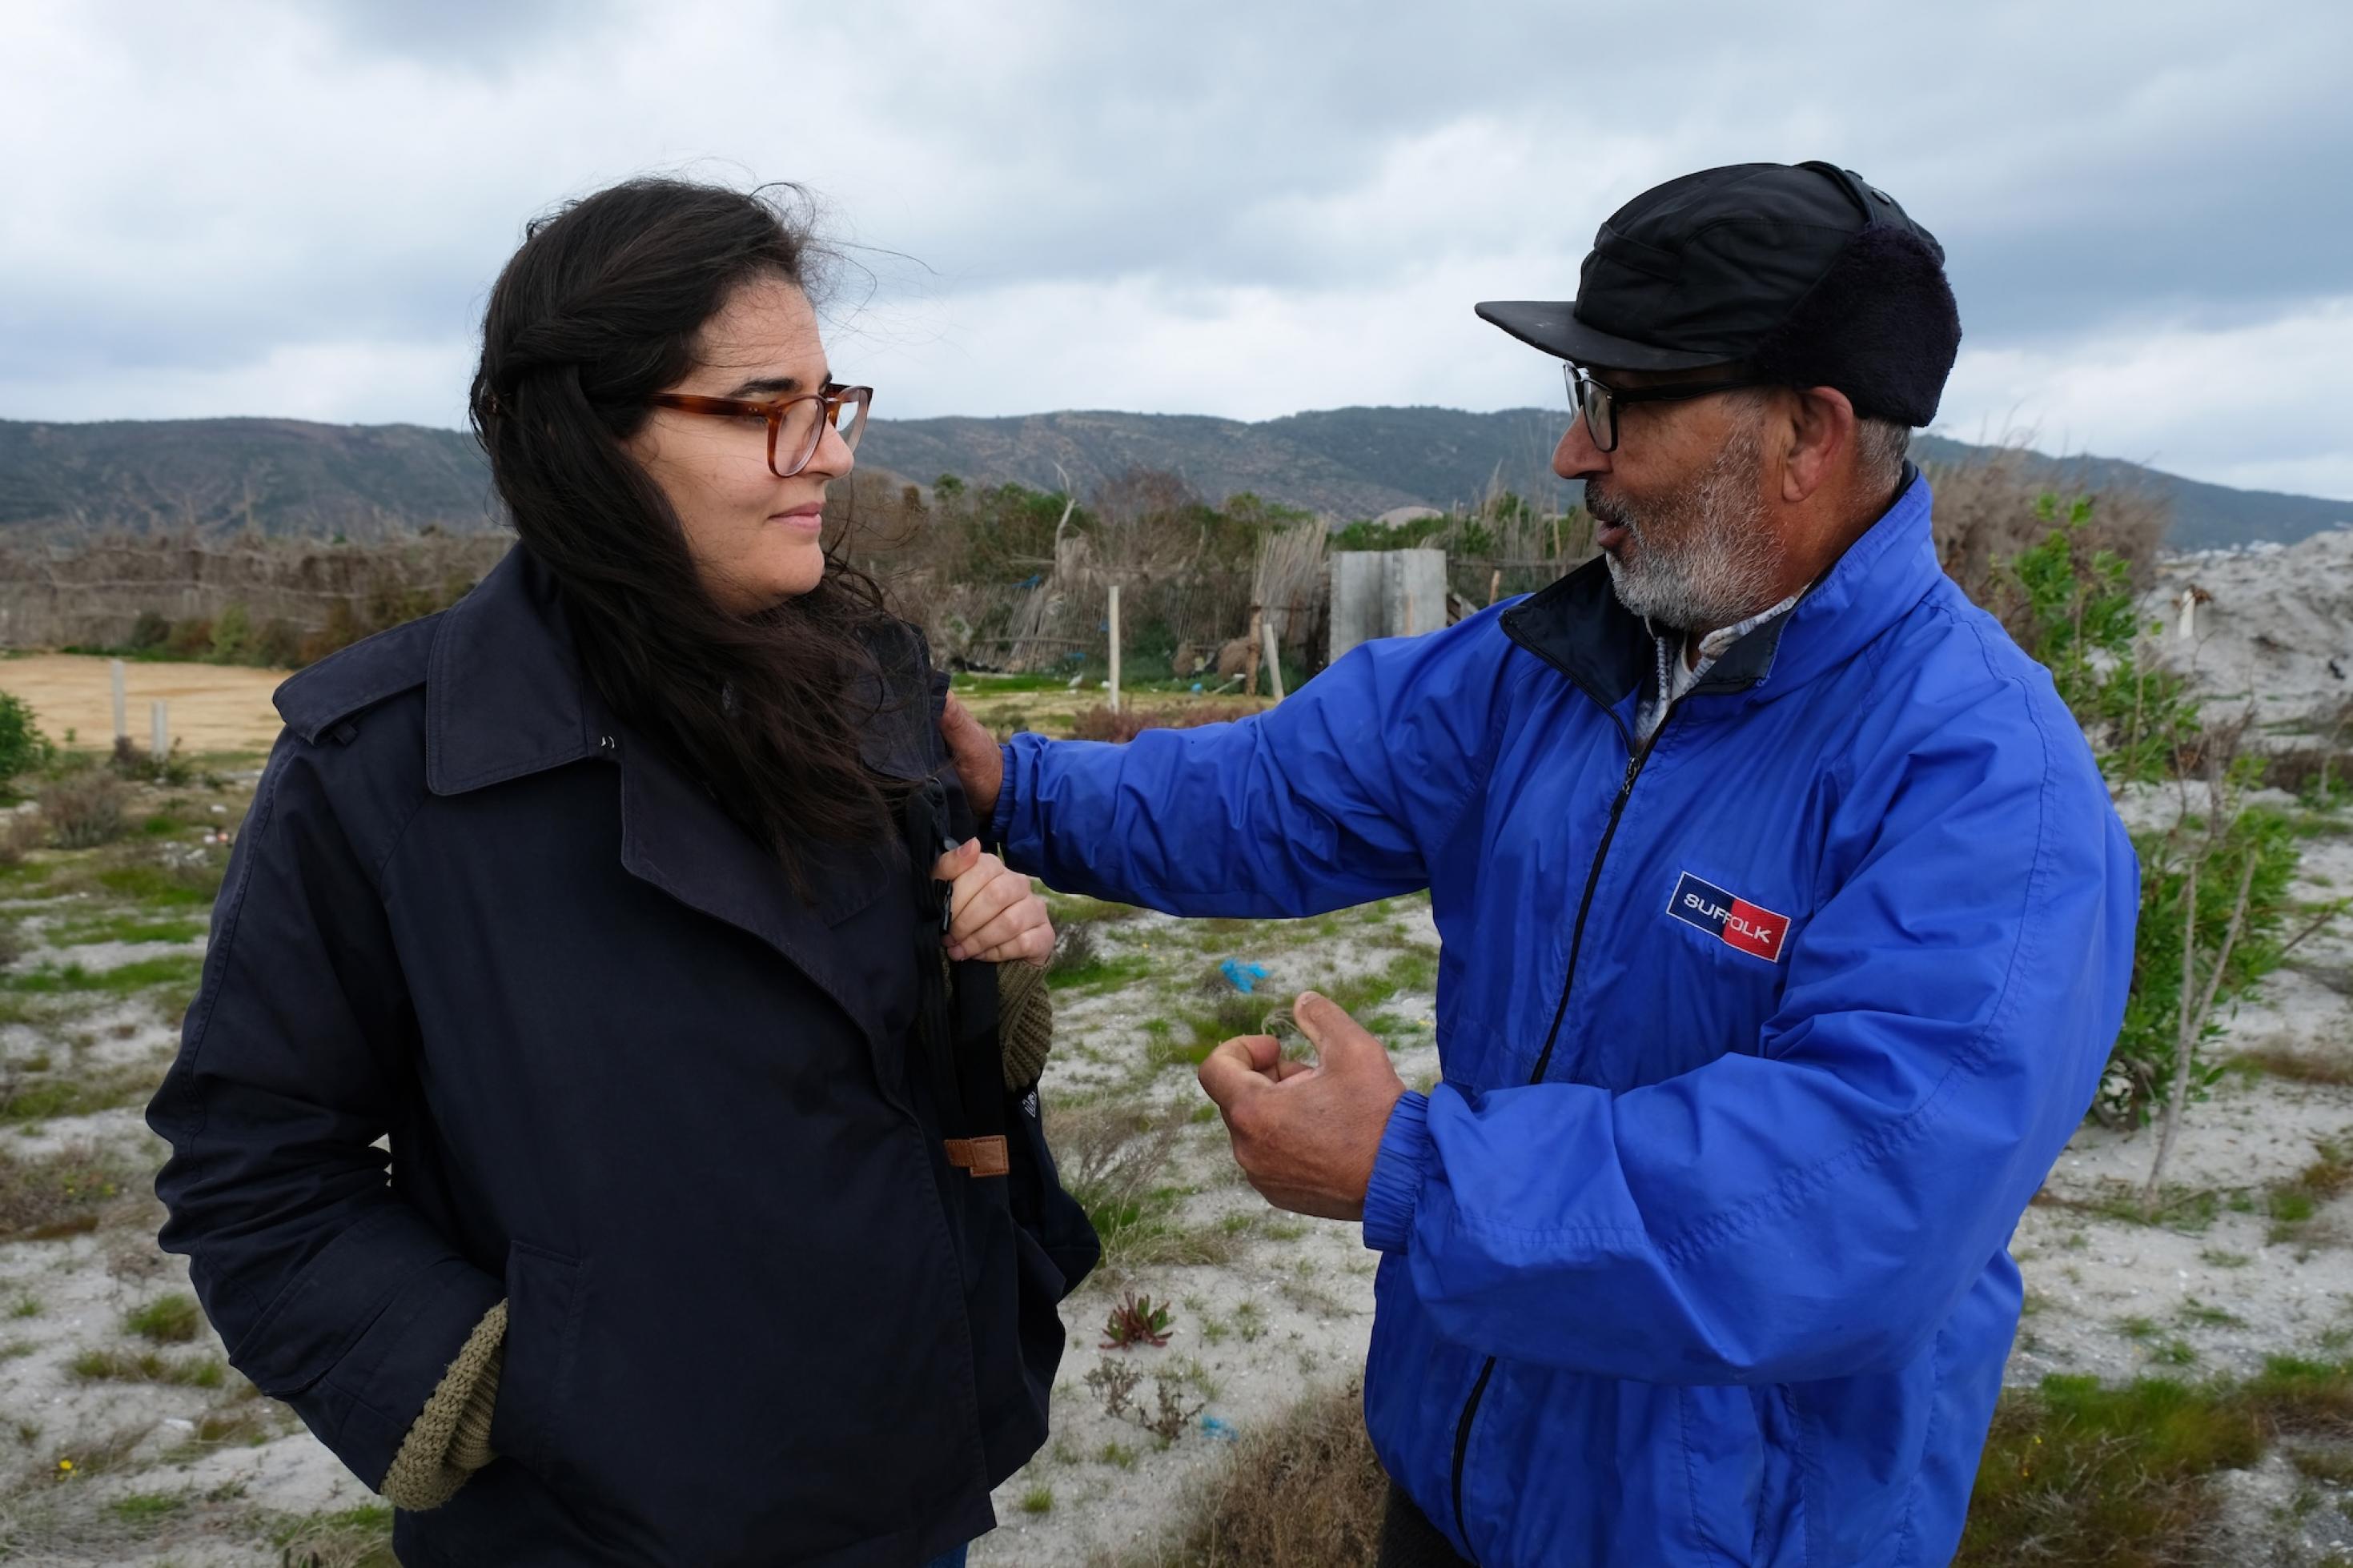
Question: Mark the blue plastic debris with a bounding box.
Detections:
[1219,959,1271,994]
[1200,1416,1237,1442]
[1013,572,1044,591]
[1191,682,1204,693]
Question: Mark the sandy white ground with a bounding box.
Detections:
[3,536,2351,1562]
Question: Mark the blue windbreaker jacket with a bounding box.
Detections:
[991,472,2138,1566]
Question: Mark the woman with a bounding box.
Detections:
[148,178,1097,1567]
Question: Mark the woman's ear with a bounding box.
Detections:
[1781,385,1857,505]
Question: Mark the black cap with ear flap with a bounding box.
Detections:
[1476,160,1962,425]
[1748,164,1961,426]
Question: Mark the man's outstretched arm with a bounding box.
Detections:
[943,608,1528,918]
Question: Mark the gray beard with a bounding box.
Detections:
[1596,421,1783,634]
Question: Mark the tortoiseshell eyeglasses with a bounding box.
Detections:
[646,383,873,478]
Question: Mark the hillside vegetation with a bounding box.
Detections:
[2,413,2342,551]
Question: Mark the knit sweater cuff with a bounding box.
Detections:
[381,1299,507,1511]
[999,956,1054,1090]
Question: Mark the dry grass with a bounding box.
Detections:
[69,1346,227,1389]
[270,1503,398,1568]
[1046,1099,1219,1271]
[35,768,124,849]
[1925,446,2170,649]
[2234,1047,2353,1088]
[1962,1357,2353,1565]
[122,1293,203,1345]
[1133,1378,1385,1567]
[1069,701,1261,744]
[0,813,43,869]
[0,1143,131,1240]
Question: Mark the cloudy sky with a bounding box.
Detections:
[4,0,2349,498]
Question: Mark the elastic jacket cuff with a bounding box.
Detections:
[989,741,1018,846]
[1362,1090,1432,1254]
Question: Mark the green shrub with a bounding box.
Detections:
[254,616,305,668]
[127,609,171,651]
[110,736,195,787]
[2002,499,2328,1132]
[0,692,54,785]
[164,616,214,659]
[208,601,254,663]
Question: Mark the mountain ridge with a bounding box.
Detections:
[0,410,2342,551]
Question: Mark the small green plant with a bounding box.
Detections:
[125,1293,203,1345]
[110,1492,187,1523]
[1102,1289,1175,1350]
[70,1346,226,1388]
[1019,1484,1054,1514]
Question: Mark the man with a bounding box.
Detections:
[941,162,2137,1566]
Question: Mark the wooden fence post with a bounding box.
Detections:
[1243,606,1263,697]
[1260,614,1285,702]
[1107,584,1122,714]
[150,700,168,759]
[110,660,126,743]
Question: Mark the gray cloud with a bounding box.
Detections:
[1,0,2346,495]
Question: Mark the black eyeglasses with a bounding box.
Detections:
[1565,364,1774,453]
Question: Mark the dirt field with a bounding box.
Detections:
[0,656,287,758]
[4,617,2352,1563]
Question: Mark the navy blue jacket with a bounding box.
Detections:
[149,546,1094,1566]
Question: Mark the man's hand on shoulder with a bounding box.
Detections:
[941,696,1004,822]
[1197,991,1407,1222]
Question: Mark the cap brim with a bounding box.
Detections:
[1473,300,1732,372]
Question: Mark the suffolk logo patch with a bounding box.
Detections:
[1666,872,1789,963]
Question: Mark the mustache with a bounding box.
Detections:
[1585,483,1636,531]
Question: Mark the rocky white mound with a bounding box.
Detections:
[2147,527,2353,734]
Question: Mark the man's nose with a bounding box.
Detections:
[1552,416,1607,483]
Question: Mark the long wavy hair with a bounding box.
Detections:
[469,178,906,881]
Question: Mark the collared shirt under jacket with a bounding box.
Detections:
[149,546,1096,1567]
[991,470,2138,1566]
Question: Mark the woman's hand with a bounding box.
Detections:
[933,839,1054,966]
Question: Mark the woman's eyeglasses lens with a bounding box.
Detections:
[769,389,870,477]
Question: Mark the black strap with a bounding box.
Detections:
[901,777,1008,1163]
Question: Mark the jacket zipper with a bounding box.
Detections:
[1448,701,1680,1550]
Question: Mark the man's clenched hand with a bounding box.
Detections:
[1196,991,1407,1221]
[940,696,1004,823]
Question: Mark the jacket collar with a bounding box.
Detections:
[424,545,604,796]
[421,543,934,1054]
[1500,463,1941,728]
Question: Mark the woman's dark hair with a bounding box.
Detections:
[469,177,905,880]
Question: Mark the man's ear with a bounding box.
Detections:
[1781,385,1856,505]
